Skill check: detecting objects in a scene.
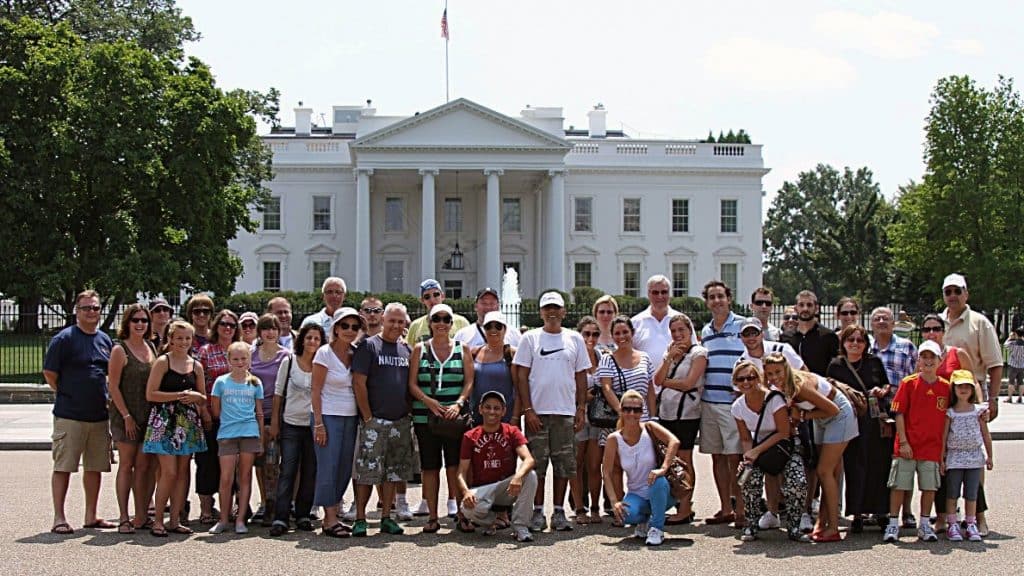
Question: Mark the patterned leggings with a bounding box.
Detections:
[742,452,808,534]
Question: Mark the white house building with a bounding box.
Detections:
[230,98,768,300]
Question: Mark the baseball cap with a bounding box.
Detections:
[740,317,763,334]
[942,273,967,290]
[476,287,500,301]
[950,369,975,386]
[539,291,565,308]
[148,298,172,313]
[480,390,507,406]
[482,311,507,328]
[429,303,454,318]
[420,279,442,295]
[239,311,259,325]
[918,340,943,357]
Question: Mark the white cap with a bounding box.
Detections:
[942,273,967,290]
[918,340,943,357]
[429,303,454,318]
[539,291,565,308]
[482,311,507,328]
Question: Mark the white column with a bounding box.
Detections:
[484,168,503,289]
[546,170,566,290]
[355,168,373,291]
[419,169,438,279]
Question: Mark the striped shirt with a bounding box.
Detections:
[1005,338,1024,369]
[869,335,918,390]
[412,340,465,424]
[701,312,746,404]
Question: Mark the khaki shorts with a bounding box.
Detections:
[527,415,576,479]
[52,417,111,473]
[354,416,418,485]
[218,437,262,456]
[699,402,741,455]
[888,457,940,492]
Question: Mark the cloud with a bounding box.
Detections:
[814,10,939,59]
[950,38,984,56]
[701,38,855,93]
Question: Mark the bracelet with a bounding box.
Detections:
[523,407,534,413]
[122,413,131,419]
[314,424,325,429]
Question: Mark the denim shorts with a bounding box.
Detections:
[813,390,859,445]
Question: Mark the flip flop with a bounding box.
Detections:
[665,512,695,526]
[321,523,351,538]
[150,526,168,538]
[494,517,511,530]
[575,509,589,525]
[50,522,74,535]
[456,515,476,533]
[705,512,735,525]
[168,525,194,535]
[423,519,441,534]
[83,519,117,529]
[117,520,135,534]
[589,513,603,524]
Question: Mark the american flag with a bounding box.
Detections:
[441,8,449,40]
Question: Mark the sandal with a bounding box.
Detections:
[150,526,168,538]
[590,512,603,524]
[50,522,74,535]
[83,519,117,529]
[322,523,351,538]
[118,520,135,534]
[423,519,442,534]
[494,516,511,530]
[168,525,194,535]
[575,509,589,525]
[134,517,154,530]
[199,514,217,525]
[456,514,476,533]
[481,522,498,536]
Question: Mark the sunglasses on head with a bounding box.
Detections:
[336,321,360,331]
[483,322,505,331]
[77,305,101,312]
[839,310,858,316]
[944,287,964,296]
[921,325,944,333]
[218,321,237,329]
[361,306,384,314]
[130,317,150,324]
[753,299,772,307]
[431,314,453,324]
[620,406,644,414]
[734,374,759,383]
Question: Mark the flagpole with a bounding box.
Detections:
[444,1,450,102]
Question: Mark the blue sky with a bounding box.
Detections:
[177,0,1022,211]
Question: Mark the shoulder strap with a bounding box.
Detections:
[753,390,782,444]
[609,355,626,396]
[476,323,487,344]
[842,356,869,391]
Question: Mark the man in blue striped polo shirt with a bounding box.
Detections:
[699,280,747,527]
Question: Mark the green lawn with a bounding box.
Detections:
[0,334,48,383]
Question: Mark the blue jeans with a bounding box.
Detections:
[273,423,317,524]
[621,476,675,530]
[311,414,358,507]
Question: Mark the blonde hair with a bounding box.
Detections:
[226,341,260,386]
[592,295,619,316]
[615,389,645,431]
[732,360,764,389]
[763,352,800,400]
[162,320,194,354]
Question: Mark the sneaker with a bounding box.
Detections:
[787,528,811,542]
[883,523,900,543]
[208,522,228,535]
[645,526,665,546]
[633,521,649,539]
[758,511,781,530]
[514,526,534,542]
[414,500,430,517]
[903,514,917,529]
[551,509,573,531]
[342,502,357,522]
[395,500,414,521]
[351,519,368,537]
[234,523,248,534]
[918,523,938,542]
[965,523,982,542]
[946,522,963,542]
[799,513,814,533]
[380,517,404,535]
[251,505,265,521]
[741,526,757,541]
[529,509,547,532]
[447,499,458,518]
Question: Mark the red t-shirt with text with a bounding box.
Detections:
[890,373,951,462]
[460,423,527,487]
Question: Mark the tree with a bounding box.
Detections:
[763,164,896,304]
[705,130,715,143]
[0,17,275,329]
[888,75,1024,312]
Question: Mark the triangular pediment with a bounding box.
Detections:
[350,98,571,152]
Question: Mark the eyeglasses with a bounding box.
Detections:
[783,315,798,321]
[336,321,360,331]
[218,321,237,329]
[77,305,101,312]
[129,317,150,324]
[871,316,891,322]
[483,322,505,331]
[192,308,212,316]
[839,310,859,317]
[620,406,644,414]
[944,287,964,296]
[241,321,256,329]
[361,306,384,314]
[649,289,669,296]
[845,337,866,344]
[753,299,772,307]
[581,330,600,338]
[921,326,944,333]
[423,292,443,300]
[596,309,615,315]
[324,289,345,296]
[734,374,759,383]
[431,314,453,324]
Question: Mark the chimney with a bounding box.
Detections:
[295,106,312,136]
[587,103,607,138]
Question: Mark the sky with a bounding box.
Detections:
[176,0,1023,213]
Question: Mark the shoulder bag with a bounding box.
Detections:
[832,358,869,418]
[753,390,792,475]
[644,422,691,491]
[426,342,474,439]
[587,353,623,429]
[655,349,698,421]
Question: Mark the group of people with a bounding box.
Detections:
[42,271,999,546]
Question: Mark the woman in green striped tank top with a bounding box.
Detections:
[407,303,475,533]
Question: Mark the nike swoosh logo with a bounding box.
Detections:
[539,348,564,356]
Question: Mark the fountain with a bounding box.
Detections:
[500,267,522,330]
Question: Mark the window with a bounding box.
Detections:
[574,197,592,232]
[720,199,738,233]
[721,263,738,291]
[444,198,462,233]
[385,261,404,293]
[671,199,689,233]
[262,196,281,231]
[502,198,521,233]
[263,261,281,292]
[312,261,331,290]
[574,262,593,288]
[313,196,331,231]
[623,262,641,297]
[671,263,689,297]
[385,197,404,232]
[623,198,641,232]
[444,279,463,299]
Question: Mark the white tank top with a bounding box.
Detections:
[612,427,657,499]
[794,374,832,411]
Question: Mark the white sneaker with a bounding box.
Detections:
[341,501,357,522]
[883,523,900,543]
[799,513,814,533]
[633,521,648,539]
[414,499,430,517]
[234,522,248,534]
[446,498,458,518]
[395,500,413,521]
[965,522,983,542]
[918,523,938,542]
[208,522,228,534]
[758,511,781,530]
[645,526,665,546]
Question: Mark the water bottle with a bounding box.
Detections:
[737,464,754,486]
[868,396,881,418]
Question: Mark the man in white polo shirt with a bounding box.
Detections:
[631,274,683,362]
[514,291,590,533]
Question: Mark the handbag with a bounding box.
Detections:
[752,390,792,475]
[834,358,869,418]
[655,351,698,421]
[645,423,691,491]
[425,342,474,439]
[587,354,623,429]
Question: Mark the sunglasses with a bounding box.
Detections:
[740,330,760,338]
[423,292,443,300]
[336,321,360,331]
[944,287,964,296]
[734,374,759,383]
[241,321,256,329]
[845,337,866,344]
[483,322,505,331]
[151,307,172,314]
[218,321,237,329]
[620,406,644,414]
[839,310,858,316]
[431,314,453,324]
[192,308,212,316]
[129,317,150,324]
[753,299,772,307]
[921,326,944,333]
[596,309,615,315]
[783,315,798,321]
[324,289,345,296]
[871,316,891,322]
[77,305,101,312]
[361,306,384,314]
[581,330,601,338]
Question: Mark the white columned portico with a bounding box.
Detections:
[355,168,373,291]
[419,169,439,279]
[484,168,503,290]
[546,169,566,290]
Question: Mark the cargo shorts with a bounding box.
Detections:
[353,416,419,485]
[527,414,576,479]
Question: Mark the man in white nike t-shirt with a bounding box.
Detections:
[513,291,591,533]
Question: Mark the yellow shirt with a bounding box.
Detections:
[407,312,470,344]
[941,305,1002,382]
